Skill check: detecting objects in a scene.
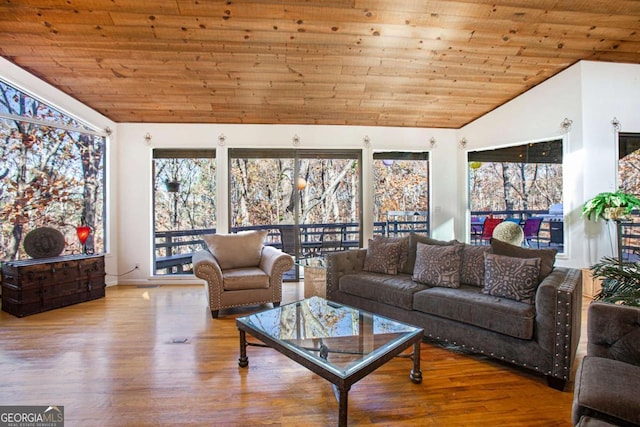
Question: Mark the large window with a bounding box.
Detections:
[467,140,563,249]
[0,80,106,260]
[618,133,640,261]
[153,149,216,275]
[618,133,640,194]
[372,152,430,236]
[229,149,362,261]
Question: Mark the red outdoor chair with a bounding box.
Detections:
[523,218,544,248]
[480,218,503,245]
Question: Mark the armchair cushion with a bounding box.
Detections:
[222,267,270,291]
[203,230,268,270]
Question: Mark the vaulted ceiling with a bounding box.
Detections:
[1,1,639,128]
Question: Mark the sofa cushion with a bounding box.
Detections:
[222,267,270,290]
[203,230,268,270]
[412,242,464,288]
[413,284,536,339]
[339,272,429,310]
[573,356,640,426]
[482,252,541,304]
[460,244,490,287]
[363,237,403,275]
[490,238,557,282]
[401,233,457,275]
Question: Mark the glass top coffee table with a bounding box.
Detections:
[236,296,423,426]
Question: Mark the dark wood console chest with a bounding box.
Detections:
[1,254,106,317]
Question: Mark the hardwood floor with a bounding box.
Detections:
[0,283,589,426]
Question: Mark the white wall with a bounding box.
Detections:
[460,61,640,268]
[116,123,457,283]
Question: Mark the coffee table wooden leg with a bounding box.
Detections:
[238,329,249,367]
[337,385,350,427]
[410,340,422,384]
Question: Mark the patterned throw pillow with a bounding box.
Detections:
[490,238,557,283]
[401,233,458,275]
[363,237,402,275]
[460,244,490,287]
[482,252,541,304]
[412,242,464,288]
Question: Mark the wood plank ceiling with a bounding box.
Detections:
[1,1,639,128]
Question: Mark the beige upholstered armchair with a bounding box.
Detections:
[193,230,294,318]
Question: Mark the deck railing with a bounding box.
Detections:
[155,216,429,275]
[155,211,640,275]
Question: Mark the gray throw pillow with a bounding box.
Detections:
[490,238,557,283]
[402,232,457,275]
[412,242,464,288]
[363,237,402,275]
[460,244,490,287]
[482,252,541,304]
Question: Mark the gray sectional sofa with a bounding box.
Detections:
[326,233,583,390]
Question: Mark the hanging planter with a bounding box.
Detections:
[165,180,180,193]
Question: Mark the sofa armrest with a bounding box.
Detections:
[587,301,640,366]
[326,249,367,301]
[534,267,583,382]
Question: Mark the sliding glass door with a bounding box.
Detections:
[229,149,362,273]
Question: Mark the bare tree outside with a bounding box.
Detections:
[0,81,105,261]
[619,149,640,196]
[373,157,429,222]
[229,156,359,227]
[468,162,562,212]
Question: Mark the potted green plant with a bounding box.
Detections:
[582,190,640,221]
[591,256,640,306]
[583,190,640,265]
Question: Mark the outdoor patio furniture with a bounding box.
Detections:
[470,216,485,244]
[523,218,544,248]
[320,224,345,254]
[479,218,503,245]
